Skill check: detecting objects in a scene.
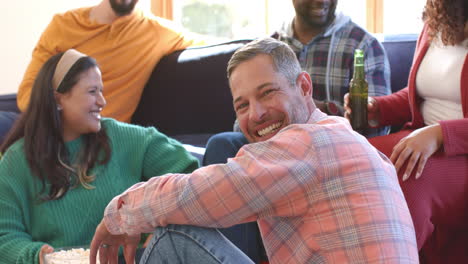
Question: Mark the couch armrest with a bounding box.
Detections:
[0,93,19,113]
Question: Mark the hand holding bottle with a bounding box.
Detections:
[344,94,381,127]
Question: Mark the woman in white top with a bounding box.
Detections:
[345,0,468,263]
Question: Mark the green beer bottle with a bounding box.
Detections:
[349,49,368,132]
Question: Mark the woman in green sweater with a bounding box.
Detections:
[0,49,199,264]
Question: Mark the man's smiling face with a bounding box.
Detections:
[230,54,311,143]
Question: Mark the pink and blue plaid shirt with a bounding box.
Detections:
[104,110,418,263]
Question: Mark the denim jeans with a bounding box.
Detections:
[202,132,266,263]
[202,132,248,166]
[139,225,254,264]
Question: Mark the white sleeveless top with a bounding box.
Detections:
[416,36,467,125]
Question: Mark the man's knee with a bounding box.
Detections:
[206,132,244,149]
[204,132,247,165]
[141,225,231,264]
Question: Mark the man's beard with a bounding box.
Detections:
[109,0,137,16]
[301,11,335,28]
[296,2,337,29]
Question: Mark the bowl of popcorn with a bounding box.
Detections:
[44,247,100,264]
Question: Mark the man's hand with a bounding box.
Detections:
[143,234,154,248]
[89,219,141,264]
[39,244,54,264]
[344,94,380,127]
[390,124,443,181]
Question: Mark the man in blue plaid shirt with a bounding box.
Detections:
[274,0,391,137]
[202,0,392,262]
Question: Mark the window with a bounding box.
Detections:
[172,0,293,41]
[383,0,425,34]
[337,0,367,30]
[161,0,426,41]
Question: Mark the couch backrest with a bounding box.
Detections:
[131,35,418,137]
[132,40,252,136]
[380,34,418,93]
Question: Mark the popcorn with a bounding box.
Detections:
[44,248,100,264]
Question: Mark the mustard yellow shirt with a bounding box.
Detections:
[17,7,198,122]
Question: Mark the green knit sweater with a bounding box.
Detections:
[0,118,199,264]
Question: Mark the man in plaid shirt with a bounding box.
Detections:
[203,1,392,261]
[90,38,418,264]
[276,0,390,138]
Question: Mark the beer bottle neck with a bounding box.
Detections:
[352,50,366,81]
[353,65,365,79]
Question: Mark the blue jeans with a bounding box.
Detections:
[202,132,247,165]
[139,225,254,264]
[0,111,19,144]
[202,132,266,263]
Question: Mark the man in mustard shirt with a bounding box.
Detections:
[0,0,198,141]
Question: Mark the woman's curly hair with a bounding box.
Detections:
[423,0,467,45]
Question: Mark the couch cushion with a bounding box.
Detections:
[380,34,418,93]
[132,40,253,139]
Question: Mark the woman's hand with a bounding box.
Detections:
[390,124,443,181]
[39,244,54,264]
[344,94,380,127]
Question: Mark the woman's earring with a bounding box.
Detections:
[57,105,63,111]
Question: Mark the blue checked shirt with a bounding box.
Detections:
[275,12,391,137]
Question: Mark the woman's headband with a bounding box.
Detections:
[52,49,87,91]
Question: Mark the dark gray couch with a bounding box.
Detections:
[0,34,418,154]
[131,34,419,149]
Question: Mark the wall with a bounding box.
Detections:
[0,0,151,96]
[0,0,99,95]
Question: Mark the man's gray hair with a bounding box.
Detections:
[227,38,302,85]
